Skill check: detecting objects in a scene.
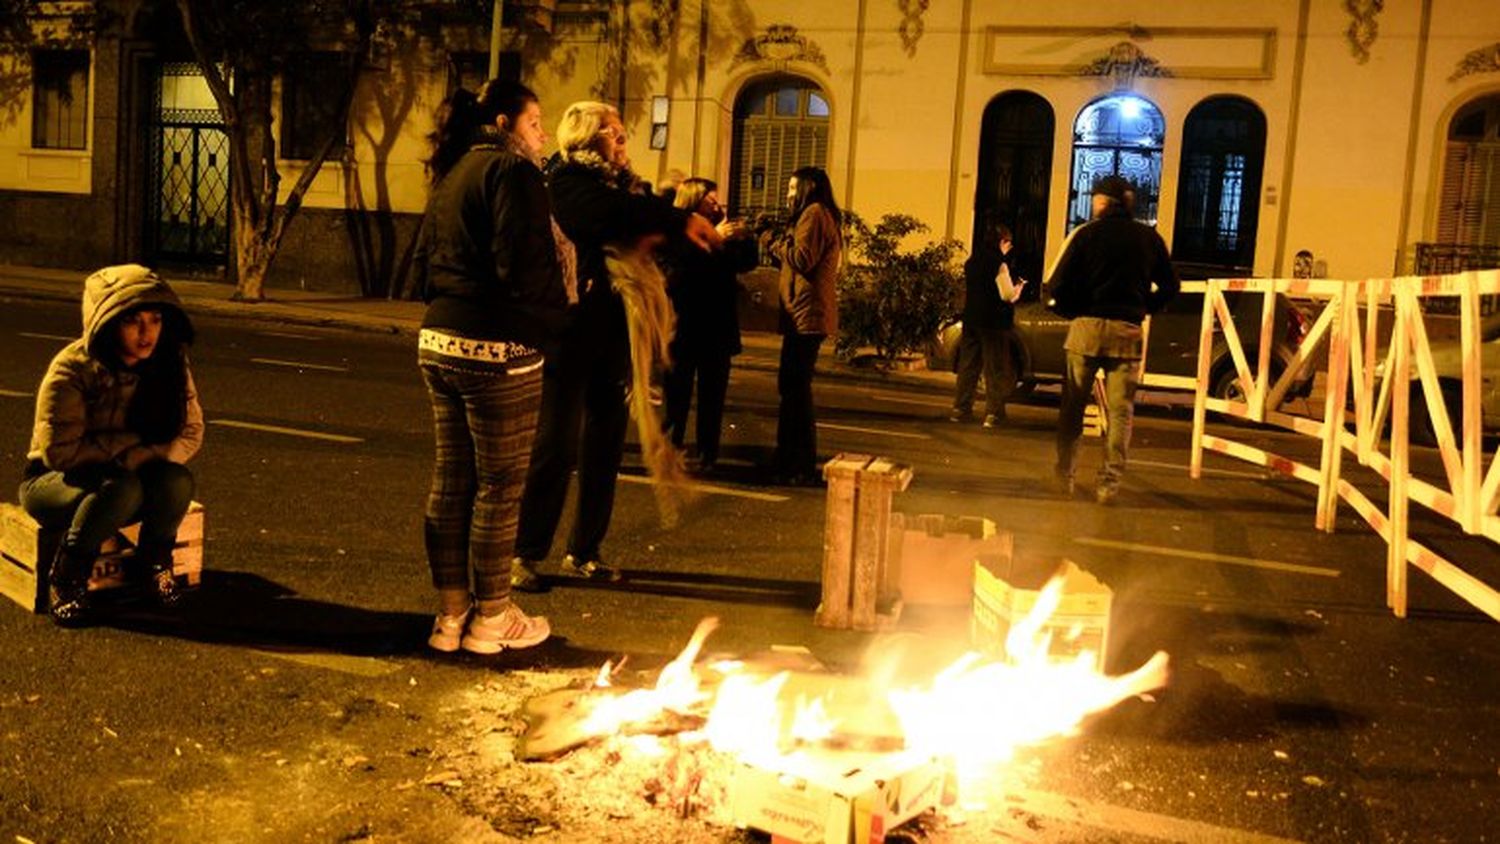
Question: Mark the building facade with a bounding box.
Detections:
[2,0,1499,293]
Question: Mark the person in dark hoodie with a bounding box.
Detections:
[950,218,1027,428]
[510,100,719,592]
[1045,175,1180,504]
[414,79,573,655]
[20,264,202,626]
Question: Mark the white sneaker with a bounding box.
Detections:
[428,609,470,653]
[461,600,551,654]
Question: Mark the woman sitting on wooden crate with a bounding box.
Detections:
[19,264,202,626]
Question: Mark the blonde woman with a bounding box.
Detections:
[511,101,718,591]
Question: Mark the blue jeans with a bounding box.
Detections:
[19,459,195,582]
[1056,353,1139,490]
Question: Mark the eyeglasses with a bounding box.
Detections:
[600,127,627,143]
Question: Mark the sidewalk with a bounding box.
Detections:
[0,263,957,394]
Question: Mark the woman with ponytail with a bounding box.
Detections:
[20,264,202,626]
[414,79,573,655]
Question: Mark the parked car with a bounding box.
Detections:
[1376,313,1500,445]
[933,268,1317,404]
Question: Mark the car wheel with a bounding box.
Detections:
[1409,383,1461,448]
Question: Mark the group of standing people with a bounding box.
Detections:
[953,175,1179,505]
[412,79,842,654]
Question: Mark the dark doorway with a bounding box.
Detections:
[974,91,1054,287]
[728,75,830,221]
[1172,95,1267,274]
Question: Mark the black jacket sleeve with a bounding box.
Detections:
[1146,231,1180,313]
[489,160,565,325]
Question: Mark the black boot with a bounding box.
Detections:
[139,545,182,607]
[47,547,95,627]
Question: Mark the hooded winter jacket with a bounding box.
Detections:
[27,264,204,472]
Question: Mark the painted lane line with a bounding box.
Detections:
[209,419,365,444]
[250,357,350,373]
[617,473,789,502]
[1133,458,1272,480]
[19,332,75,342]
[258,330,325,341]
[863,390,951,408]
[1074,537,1341,578]
[817,422,932,440]
[0,388,32,398]
[1008,788,1304,844]
[249,649,400,677]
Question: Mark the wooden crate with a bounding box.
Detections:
[817,453,912,631]
[0,501,204,613]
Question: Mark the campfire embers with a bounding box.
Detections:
[513,575,1170,842]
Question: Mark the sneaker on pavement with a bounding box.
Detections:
[427,608,470,653]
[510,557,549,593]
[1095,485,1119,506]
[561,554,622,582]
[982,413,1006,429]
[461,601,551,654]
[949,408,973,423]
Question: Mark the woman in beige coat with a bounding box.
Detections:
[20,265,202,625]
[768,166,843,486]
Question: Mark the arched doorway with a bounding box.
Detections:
[1172,95,1267,274]
[1067,93,1165,232]
[1434,93,1500,267]
[728,75,830,220]
[973,91,1054,286]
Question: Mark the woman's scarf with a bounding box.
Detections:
[558,148,693,524]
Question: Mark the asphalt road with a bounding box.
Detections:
[0,295,1496,843]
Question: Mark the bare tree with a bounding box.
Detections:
[174,0,376,301]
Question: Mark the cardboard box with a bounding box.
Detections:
[730,750,950,844]
[1,502,205,613]
[888,514,1012,607]
[972,557,1111,671]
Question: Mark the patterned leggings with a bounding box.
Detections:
[421,362,542,602]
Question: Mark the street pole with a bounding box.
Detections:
[488,0,503,79]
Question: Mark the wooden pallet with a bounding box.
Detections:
[0,501,204,613]
[817,453,913,631]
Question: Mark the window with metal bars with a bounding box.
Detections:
[31,49,89,150]
[1066,94,1164,233]
[280,52,352,161]
[729,76,830,223]
[1171,96,1266,273]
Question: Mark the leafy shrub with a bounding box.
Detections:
[835,212,964,363]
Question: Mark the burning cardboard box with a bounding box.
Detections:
[729,750,951,844]
[972,557,1112,672]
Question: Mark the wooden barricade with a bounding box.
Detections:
[0,501,205,613]
[1186,271,1500,622]
[818,453,913,631]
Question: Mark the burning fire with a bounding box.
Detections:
[568,574,1170,804]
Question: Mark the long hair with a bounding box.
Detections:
[789,166,841,228]
[425,78,539,183]
[673,177,716,213]
[114,305,194,445]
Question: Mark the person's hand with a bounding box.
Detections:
[117,445,154,471]
[1000,238,1013,256]
[716,219,750,240]
[684,212,723,252]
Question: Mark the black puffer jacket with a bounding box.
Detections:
[417,134,567,349]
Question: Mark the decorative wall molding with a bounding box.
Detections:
[1344,0,1384,64]
[897,0,928,57]
[731,24,829,73]
[1079,41,1172,87]
[1449,42,1500,83]
[981,25,1276,81]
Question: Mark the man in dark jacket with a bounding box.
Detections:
[1046,175,1179,504]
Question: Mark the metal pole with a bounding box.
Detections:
[488,0,503,79]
